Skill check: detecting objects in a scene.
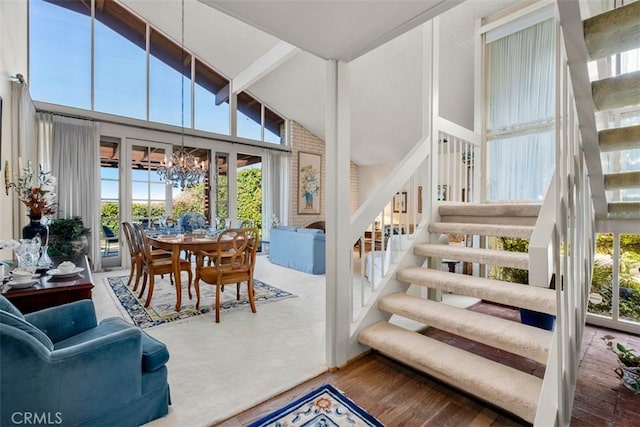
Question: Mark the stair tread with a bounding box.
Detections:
[380,293,552,364]
[428,222,534,238]
[359,321,542,423]
[415,243,529,270]
[604,171,640,190]
[608,202,640,219]
[584,0,640,60]
[592,70,640,111]
[397,267,556,315]
[599,124,640,152]
[438,203,541,218]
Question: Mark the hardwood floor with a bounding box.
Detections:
[218,303,640,427]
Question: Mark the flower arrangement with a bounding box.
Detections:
[300,164,320,197]
[7,161,57,217]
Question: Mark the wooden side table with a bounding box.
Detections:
[3,255,94,314]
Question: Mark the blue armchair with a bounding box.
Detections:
[0,296,170,427]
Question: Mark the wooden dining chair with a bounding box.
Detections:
[193,228,259,323]
[121,222,141,288]
[134,223,192,308]
[124,223,172,292]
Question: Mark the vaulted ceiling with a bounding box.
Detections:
[120,0,516,165]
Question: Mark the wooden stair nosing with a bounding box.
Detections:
[414,243,529,270]
[358,322,541,423]
[379,293,551,364]
[397,267,556,315]
[428,222,534,239]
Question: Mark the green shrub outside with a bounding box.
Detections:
[99,168,263,237]
[589,248,640,321]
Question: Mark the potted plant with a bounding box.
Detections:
[603,335,640,394]
[48,217,91,256]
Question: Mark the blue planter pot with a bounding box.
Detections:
[520,308,556,331]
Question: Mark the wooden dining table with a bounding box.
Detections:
[147,234,222,311]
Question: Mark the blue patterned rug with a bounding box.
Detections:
[107,275,295,328]
[248,384,384,427]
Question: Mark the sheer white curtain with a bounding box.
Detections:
[46,115,102,269]
[486,18,555,201]
[262,149,290,240]
[10,82,36,235]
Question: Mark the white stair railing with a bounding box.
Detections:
[438,117,481,203]
[348,119,481,347]
[533,5,596,425]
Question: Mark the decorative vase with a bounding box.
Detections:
[22,213,52,268]
[22,214,48,246]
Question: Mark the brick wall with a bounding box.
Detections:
[288,121,359,227]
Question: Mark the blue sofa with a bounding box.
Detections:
[269,226,326,274]
[0,296,170,427]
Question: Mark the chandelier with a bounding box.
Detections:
[157,148,206,190]
[157,0,206,190]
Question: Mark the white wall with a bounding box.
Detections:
[438,0,519,131]
[357,160,398,204]
[0,0,28,259]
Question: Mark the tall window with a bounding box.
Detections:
[30,0,91,109]
[485,17,555,201]
[94,2,146,119]
[194,59,229,134]
[29,0,285,145]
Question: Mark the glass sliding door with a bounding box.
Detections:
[129,139,171,227]
[214,153,229,223]
[100,137,122,267]
[170,147,210,224]
[237,153,262,236]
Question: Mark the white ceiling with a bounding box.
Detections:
[122,0,517,165]
[198,0,463,61]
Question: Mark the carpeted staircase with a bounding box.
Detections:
[358,4,638,423]
[358,204,555,423]
[584,0,640,220]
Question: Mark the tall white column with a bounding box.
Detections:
[325,59,352,368]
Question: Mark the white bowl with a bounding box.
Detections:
[58,261,76,274]
[11,269,34,283]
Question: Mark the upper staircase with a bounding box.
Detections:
[583,0,640,220]
[358,203,555,424]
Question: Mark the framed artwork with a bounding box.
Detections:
[393,192,407,213]
[298,151,321,214]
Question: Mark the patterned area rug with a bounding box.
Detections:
[107,275,295,328]
[247,384,384,427]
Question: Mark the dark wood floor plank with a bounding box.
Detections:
[217,303,639,427]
